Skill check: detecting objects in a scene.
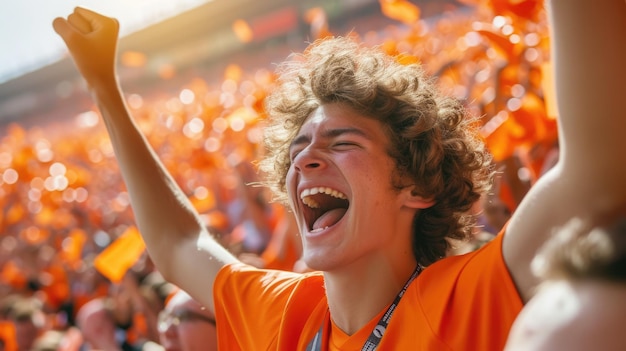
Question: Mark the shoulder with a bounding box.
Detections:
[403,234,523,350]
[213,264,327,350]
[411,233,523,329]
[419,232,510,289]
[215,262,325,295]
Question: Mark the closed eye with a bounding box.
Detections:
[332,141,360,150]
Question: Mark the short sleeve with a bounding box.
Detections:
[415,231,523,350]
[213,263,326,350]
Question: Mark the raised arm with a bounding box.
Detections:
[503,0,626,301]
[52,7,238,311]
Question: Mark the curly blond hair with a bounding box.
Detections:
[259,37,493,266]
[533,208,626,282]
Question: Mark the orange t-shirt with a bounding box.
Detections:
[213,232,522,350]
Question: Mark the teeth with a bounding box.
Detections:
[310,226,329,233]
[300,187,347,199]
[302,196,320,208]
[300,186,347,208]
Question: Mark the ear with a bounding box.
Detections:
[402,187,435,209]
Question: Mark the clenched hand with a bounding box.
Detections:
[53,7,120,88]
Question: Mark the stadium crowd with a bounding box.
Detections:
[0,0,586,349]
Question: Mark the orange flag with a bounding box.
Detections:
[489,0,544,21]
[476,29,520,63]
[94,226,145,283]
[379,0,420,25]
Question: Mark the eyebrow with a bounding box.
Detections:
[289,127,371,150]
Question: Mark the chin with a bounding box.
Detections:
[302,251,339,272]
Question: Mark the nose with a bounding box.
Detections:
[292,147,325,173]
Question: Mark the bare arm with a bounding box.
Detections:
[52,7,238,311]
[504,0,626,301]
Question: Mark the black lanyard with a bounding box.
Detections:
[306,265,423,351]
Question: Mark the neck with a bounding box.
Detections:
[323,255,418,335]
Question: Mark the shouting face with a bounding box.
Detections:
[287,103,430,272]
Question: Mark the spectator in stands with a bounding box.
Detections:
[75,297,125,351]
[76,270,169,351]
[0,295,44,351]
[52,0,626,349]
[31,330,67,351]
[505,206,626,351]
[157,289,217,351]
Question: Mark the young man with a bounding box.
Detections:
[52,0,626,349]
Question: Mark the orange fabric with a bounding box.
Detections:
[94,226,146,283]
[41,262,70,310]
[60,229,87,268]
[261,241,298,271]
[213,230,523,350]
[261,225,301,271]
[329,308,386,351]
[126,313,147,345]
[499,177,517,214]
[0,261,26,290]
[0,321,18,351]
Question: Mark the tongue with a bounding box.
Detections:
[312,208,347,230]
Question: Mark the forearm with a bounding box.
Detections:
[89,79,237,307]
[548,0,626,182]
[91,80,201,256]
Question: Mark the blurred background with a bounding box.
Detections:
[0,0,558,350]
[1,0,460,126]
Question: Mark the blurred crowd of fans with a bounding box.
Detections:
[0,1,559,350]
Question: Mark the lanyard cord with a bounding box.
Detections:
[305,265,423,351]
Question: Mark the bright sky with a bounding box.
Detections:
[0,0,212,84]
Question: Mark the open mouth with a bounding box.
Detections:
[300,187,349,233]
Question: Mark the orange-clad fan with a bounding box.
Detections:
[214,232,520,350]
[51,0,626,349]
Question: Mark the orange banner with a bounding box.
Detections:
[93,226,145,283]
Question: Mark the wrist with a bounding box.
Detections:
[87,73,120,94]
